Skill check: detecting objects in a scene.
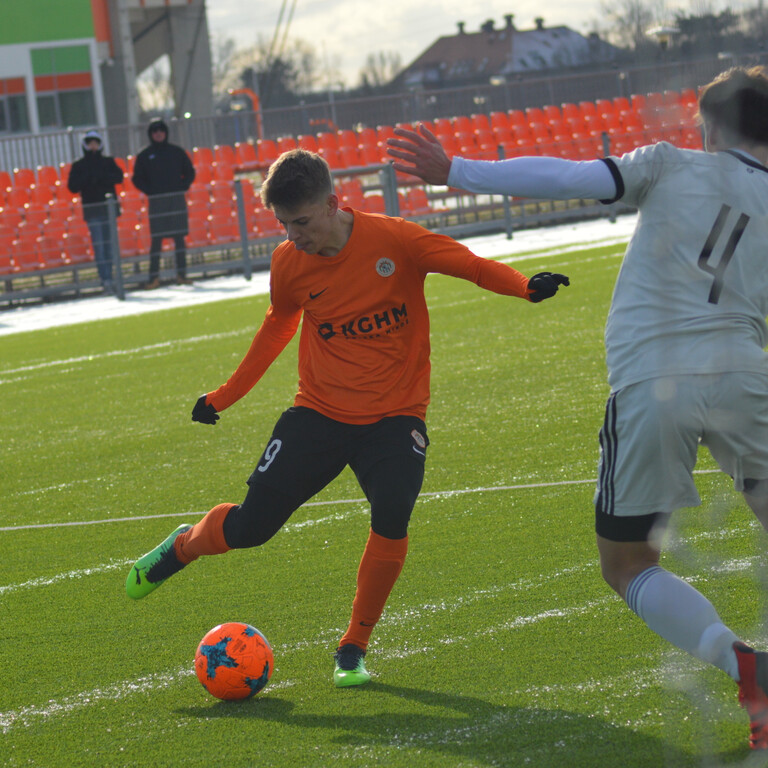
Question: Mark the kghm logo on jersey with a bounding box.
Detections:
[376,258,395,277]
[317,302,408,341]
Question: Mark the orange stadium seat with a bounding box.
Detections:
[561,103,579,120]
[117,222,142,256]
[613,96,632,115]
[62,231,91,264]
[235,141,258,169]
[39,235,67,268]
[13,234,43,271]
[317,132,339,154]
[338,145,361,167]
[452,115,472,134]
[359,142,383,165]
[209,182,235,217]
[357,127,377,146]
[375,125,395,145]
[0,243,16,275]
[213,162,235,181]
[277,136,298,154]
[31,184,56,206]
[214,144,236,165]
[187,215,209,248]
[337,130,357,149]
[186,185,210,208]
[405,187,431,215]
[490,111,510,130]
[320,148,344,169]
[252,207,283,238]
[193,146,214,167]
[192,163,213,186]
[13,168,35,188]
[297,134,319,153]
[492,124,513,145]
[363,194,385,214]
[24,203,48,229]
[36,165,60,188]
[6,187,31,212]
[257,139,279,166]
[525,106,545,124]
[209,213,239,245]
[338,178,365,208]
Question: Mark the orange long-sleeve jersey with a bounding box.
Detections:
[207,209,532,424]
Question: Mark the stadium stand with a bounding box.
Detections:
[0,88,705,303]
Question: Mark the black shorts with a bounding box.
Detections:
[235,407,429,541]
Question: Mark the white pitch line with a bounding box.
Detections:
[0,478,600,532]
[0,667,295,734]
[0,538,757,733]
[0,558,134,596]
[2,471,725,533]
[0,594,611,734]
[0,327,254,377]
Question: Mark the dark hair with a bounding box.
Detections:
[260,149,334,209]
[698,66,768,145]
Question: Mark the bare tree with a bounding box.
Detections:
[358,51,403,88]
[218,35,322,107]
[600,0,669,49]
[137,55,174,113]
[210,34,238,101]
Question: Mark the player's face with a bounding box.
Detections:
[272,195,338,256]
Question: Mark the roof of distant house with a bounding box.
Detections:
[398,16,620,88]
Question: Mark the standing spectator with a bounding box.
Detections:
[132,118,195,289]
[67,129,123,294]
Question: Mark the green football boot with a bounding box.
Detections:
[125,523,192,600]
[333,643,371,687]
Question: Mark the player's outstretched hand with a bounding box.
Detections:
[192,394,219,425]
[386,124,452,185]
[527,272,570,303]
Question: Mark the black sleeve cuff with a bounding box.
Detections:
[598,157,624,204]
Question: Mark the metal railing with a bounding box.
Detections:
[0,157,625,307]
[0,51,765,172]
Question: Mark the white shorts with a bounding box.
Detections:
[595,372,768,517]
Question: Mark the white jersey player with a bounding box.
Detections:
[387,66,768,751]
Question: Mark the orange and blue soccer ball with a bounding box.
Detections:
[194,622,274,700]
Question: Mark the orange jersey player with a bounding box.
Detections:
[125,148,569,687]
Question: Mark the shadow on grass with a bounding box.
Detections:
[176,682,716,767]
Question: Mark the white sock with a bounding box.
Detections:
[626,566,740,680]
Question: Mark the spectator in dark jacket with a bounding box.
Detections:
[67,129,123,293]
[132,118,196,289]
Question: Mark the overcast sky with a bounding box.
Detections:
[205,1,606,87]
[205,0,743,88]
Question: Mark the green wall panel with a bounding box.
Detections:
[1,1,94,45]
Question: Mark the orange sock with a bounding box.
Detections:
[339,529,408,651]
[174,503,235,564]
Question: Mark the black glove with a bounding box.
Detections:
[527,272,570,303]
[192,394,219,425]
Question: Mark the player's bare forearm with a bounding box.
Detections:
[386,124,452,185]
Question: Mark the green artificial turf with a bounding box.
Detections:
[2,233,764,767]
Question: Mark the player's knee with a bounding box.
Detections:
[223,485,297,548]
[371,510,411,539]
